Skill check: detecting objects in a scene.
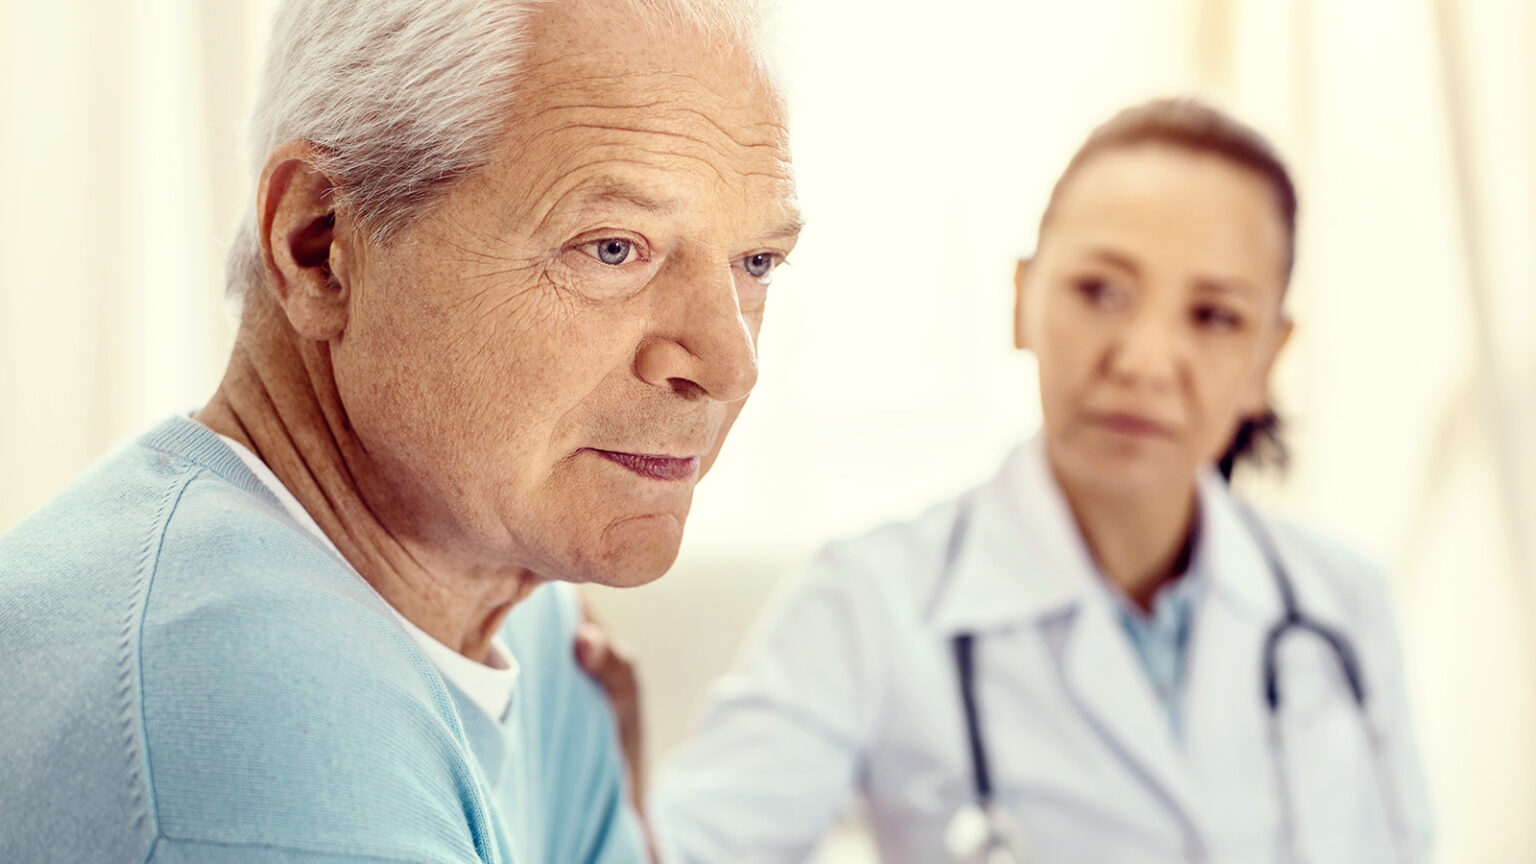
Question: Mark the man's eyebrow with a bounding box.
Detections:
[758,214,805,242]
[561,178,805,242]
[570,178,685,214]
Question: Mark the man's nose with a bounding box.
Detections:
[633,253,759,403]
[1109,306,1183,390]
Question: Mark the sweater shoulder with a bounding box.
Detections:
[139,471,489,860]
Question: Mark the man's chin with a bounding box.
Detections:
[573,511,687,588]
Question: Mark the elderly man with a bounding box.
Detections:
[0,0,799,861]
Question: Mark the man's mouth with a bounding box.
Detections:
[590,449,700,482]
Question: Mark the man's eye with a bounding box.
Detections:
[584,238,635,266]
[742,252,779,281]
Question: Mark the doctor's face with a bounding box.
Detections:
[1016,144,1291,499]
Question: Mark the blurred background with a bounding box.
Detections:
[1,0,1532,860]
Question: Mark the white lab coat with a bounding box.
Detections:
[654,438,1433,864]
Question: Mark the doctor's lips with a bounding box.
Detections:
[1087,410,1174,439]
[590,448,700,482]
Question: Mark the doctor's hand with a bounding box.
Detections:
[573,606,646,810]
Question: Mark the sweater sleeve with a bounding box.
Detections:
[138,475,496,864]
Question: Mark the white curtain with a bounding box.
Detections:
[1414,1,1536,858]
[0,0,264,529]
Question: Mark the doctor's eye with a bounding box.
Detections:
[1074,276,1123,308]
[739,252,782,284]
[1192,303,1243,332]
[581,238,639,266]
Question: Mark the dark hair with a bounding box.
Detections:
[1041,98,1296,480]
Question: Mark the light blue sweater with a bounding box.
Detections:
[0,416,645,864]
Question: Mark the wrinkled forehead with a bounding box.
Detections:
[520,0,774,84]
[515,0,786,160]
[483,0,793,230]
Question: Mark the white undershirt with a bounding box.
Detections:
[215,433,519,722]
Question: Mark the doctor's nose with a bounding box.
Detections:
[1107,308,1185,391]
[634,254,759,404]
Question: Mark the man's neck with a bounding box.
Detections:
[1052,461,1198,614]
[195,300,539,663]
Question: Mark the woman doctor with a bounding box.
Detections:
[645,99,1434,863]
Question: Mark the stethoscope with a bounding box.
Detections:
[941,498,1417,864]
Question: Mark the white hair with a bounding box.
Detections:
[226,0,772,301]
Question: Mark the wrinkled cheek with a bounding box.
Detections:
[334,321,435,452]
[699,401,746,475]
[443,309,589,437]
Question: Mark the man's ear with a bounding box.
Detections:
[1013,257,1033,351]
[257,140,352,341]
[1241,315,1295,416]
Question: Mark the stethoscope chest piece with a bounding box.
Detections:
[944,800,1027,864]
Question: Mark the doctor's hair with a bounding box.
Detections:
[1040,97,1298,276]
[1218,408,1287,482]
[223,0,774,304]
[1041,97,1297,480]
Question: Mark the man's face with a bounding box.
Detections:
[330,2,800,587]
[1019,145,1290,499]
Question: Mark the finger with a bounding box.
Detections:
[576,587,602,626]
[592,651,637,697]
[574,621,611,672]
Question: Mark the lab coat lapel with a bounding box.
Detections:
[926,438,1086,633]
[1181,472,1287,837]
[941,437,1205,832]
[1051,593,1204,838]
[1192,470,1281,622]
